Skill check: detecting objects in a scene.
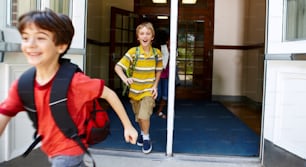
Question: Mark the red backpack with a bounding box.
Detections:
[86,99,110,145]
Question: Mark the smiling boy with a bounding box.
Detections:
[115,22,163,154]
[0,9,137,166]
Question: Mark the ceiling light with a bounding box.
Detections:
[182,0,197,4]
[157,16,168,19]
[152,0,167,3]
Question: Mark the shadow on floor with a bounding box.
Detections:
[0,149,49,167]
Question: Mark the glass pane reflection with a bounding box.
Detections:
[9,0,37,26]
[285,0,306,41]
[49,0,70,15]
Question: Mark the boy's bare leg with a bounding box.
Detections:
[139,119,150,134]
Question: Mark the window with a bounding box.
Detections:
[285,0,306,41]
[267,0,306,54]
[49,0,70,15]
[8,0,70,27]
[177,20,205,88]
[8,0,38,27]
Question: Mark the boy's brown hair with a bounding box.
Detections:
[17,9,74,58]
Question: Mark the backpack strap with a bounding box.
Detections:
[152,47,158,67]
[18,59,97,166]
[18,66,38,127]
[49,60,79,139]
[18,66,42,157]
[122,47,139,96]
[130,46,139,76]
[50,60,96,166]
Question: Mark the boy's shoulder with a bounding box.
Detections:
[153,47,161,55]
[127,46,138,53]
[129,46,161,54]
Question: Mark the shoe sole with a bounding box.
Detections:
[142,145,152,154]
[137,142,143,146]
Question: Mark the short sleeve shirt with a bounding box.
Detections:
[0,72,104,157]
[116,46,163,101]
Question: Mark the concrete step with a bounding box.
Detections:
[87,149,262,167]
[0,148,263,167]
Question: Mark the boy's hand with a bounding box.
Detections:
[124,127,138,144]
[151,87,158,99]
[125,78,134,86]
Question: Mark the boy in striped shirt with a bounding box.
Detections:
[115,22,163,154]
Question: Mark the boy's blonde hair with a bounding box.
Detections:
[136,22,155,38]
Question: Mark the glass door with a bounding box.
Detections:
[176,18,213,99]
[109,7,139,92]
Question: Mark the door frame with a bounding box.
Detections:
[109,7,139,91]
[263,0,306,166]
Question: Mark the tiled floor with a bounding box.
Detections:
[222,101,262,135]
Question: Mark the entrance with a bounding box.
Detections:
[104,0,260,158]
[109,1,214,100]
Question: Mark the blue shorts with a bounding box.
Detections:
[158,78,168,101]
[49,154,86,167]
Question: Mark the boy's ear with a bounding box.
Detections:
[58,44,68,54]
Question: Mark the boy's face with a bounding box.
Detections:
[20,23,67,67]
[137,27,154,48]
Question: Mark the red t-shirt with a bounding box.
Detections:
[0,72,104,157]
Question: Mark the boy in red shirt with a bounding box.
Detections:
[0,9,137,167]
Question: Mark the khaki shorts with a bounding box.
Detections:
[130,96,155,121]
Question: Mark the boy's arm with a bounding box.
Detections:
[152,71,162,99]
[0,114,11,136]
[114,65,133,86]
[100,86,137,144]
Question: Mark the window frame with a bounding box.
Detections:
[2,0,85,50]
[266,0,306,54]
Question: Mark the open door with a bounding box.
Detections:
[109,7,139,92]
[176,17,213,99]
[0,0,87,162]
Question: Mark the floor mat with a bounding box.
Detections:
[90,98,260,156]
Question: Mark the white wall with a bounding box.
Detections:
[214,0,247,45]
[213,50,245,96]
[264,0,306,160]
[213,0,265,101]
[213,0,246,96]
[0,53,34,161]
[264,61,306,159]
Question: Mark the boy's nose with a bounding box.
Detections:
[26,38,37,46]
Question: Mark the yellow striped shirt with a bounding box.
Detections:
[117,46,163,100]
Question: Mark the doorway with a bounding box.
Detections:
[109,1,214,100]
[90,0,262,158]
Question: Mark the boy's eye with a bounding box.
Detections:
[21,36,28,41]
[37,36,47,40]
